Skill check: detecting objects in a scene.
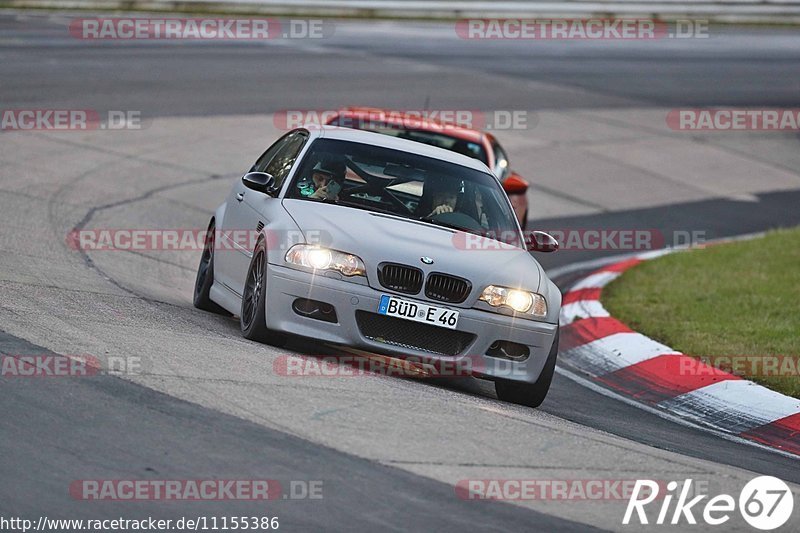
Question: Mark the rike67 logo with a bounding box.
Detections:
[624,477,794,530]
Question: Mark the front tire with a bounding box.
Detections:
[193,219,232,316]
[495,329,558,408]
[240,238,286,346]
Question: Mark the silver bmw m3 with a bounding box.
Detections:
[194,126,561,407]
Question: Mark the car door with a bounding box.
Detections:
[215,130,309,296]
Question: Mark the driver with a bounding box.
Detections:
[425,175,461,217]
[308,159,345,201]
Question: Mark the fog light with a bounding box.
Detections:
[486,340,530,361]
[292,298,338,323]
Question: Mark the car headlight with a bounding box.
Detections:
[479,285,547,317]
[285,245,366,277]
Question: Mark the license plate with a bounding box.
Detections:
[378,294,459,330]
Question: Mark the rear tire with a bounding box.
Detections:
[193,219,232,316]
[495,329,559,408]
[240,238,286,346]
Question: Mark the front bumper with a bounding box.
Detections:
[265,263,558,384]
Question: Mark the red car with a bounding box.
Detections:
[326,107,530,229]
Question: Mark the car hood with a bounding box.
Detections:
[282,199,542,294]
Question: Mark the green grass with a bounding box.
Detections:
[603,228,800,398]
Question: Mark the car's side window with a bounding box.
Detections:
[264,132,307,191]
[252,135,290,173]
[250,131,308,195]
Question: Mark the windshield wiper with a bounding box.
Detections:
[417,215,473,233]
[417,216,522,247]
[334,200,399,216]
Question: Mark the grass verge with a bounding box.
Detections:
[603,228,800,398]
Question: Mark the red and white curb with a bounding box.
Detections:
[558,250,800,457]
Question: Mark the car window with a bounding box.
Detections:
[491,139,510,180]
[265,132,308,191]
[253,134,290,172]
[252,131,308,192]
[288,138,522,248]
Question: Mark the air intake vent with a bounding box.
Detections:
[256,221,264,232]
[425,273,471,304]
[356,311,475,356]
[377,263,423,294]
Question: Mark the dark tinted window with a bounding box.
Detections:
[252,131,308,192]
[265,131,307,189]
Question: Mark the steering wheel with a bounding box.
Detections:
[429,211,484,232]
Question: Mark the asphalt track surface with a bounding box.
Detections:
[1,11,800,532]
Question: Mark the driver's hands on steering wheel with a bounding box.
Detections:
[429,204,454,216]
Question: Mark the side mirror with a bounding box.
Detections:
[242,172,276,194]
[502,173,528,195]
[526,231,559,253]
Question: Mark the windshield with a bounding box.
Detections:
[328,118,489,165]
[287,138,522,248]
